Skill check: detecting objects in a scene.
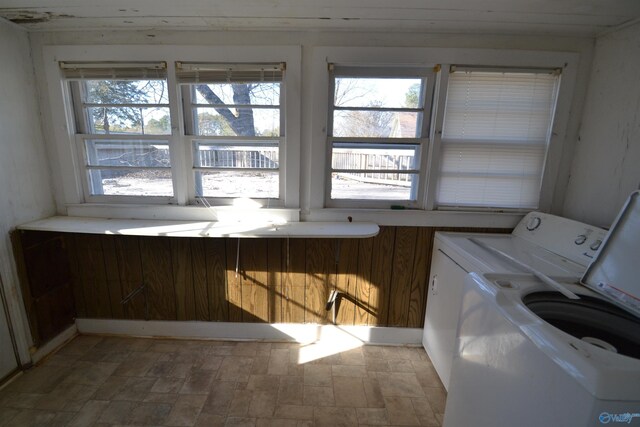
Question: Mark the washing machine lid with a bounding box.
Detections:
[437,233,585,277]
[582,191,640,318]
[436,233,520,273]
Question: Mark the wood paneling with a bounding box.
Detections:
[171,238,196,321]
[15,226,512,331]
[368,227,396,326]
[11,231,75,345]
[225,239,243,322]
[387,227,418,327]
[113,236,145,320]
[282,239,306,323]
[72,234,111,319]
[33,283,75,344]
[24,234,70,296]
[65,235,86,318]
[354,237,374,325]
[101,236,125,319]
[205,239,228,321]
[305,239,334,324]
[240,239,269,322]
[407,228,433,328]
[191,239,209,321]
[139,237,176,320]
[335,239,359,325]
[267,239,283,323]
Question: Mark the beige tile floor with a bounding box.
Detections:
[0,335,446,426]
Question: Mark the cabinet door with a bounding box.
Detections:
[422,244,468,390]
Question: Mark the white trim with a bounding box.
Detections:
[66,204,300,222]
[166,61,188,205]
[31,324,78,364]
[65,203,522,228]
[304,208,522,228]
[76,318,423,346]
[17,216,380,239]
[537,60,578,212]
[424,65,449,210]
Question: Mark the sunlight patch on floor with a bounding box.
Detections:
[292,325,365,364]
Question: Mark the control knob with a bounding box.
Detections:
[590,239,602,251]
[526,216,541,231]
[574,235,587,245]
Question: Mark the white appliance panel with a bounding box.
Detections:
[443,272,640,427]
[443,273,635,427]
[440,198,640,427]
[513,211,607,266]
[422,242,469,389]
[423,212,605,390]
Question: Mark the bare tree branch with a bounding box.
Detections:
[334,79,371,107]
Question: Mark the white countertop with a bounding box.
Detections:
[17,216,380,239]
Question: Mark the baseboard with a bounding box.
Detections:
[0,370,23,391]
[31,323,78,364]
[75,319,423,346]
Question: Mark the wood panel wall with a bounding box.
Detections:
[11,231,76,345]
[15,226,510,337]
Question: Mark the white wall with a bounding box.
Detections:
[0,19,56,362]
[563,22,640,228]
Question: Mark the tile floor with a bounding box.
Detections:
[0,335,446,426]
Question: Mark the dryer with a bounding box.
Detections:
[423,212,606,389]
[443,191,640,427]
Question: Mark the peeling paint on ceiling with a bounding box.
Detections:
[0,9,74,24]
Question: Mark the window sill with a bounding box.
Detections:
[62,204,523,229]
[66,203,300,223]
[18,216,380,239]
[304,208,524,228]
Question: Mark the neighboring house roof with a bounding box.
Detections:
[389,112,417,138]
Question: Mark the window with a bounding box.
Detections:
[177,62,284,202]
[436,67,561,209]
[63,62,174,200]
[327,66,435,207]
[48,46,570,218]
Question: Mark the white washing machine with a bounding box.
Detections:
[443,192,640,427]
[423,212,606,389]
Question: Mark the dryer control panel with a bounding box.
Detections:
[513,212,607,267]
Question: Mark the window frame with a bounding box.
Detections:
[68,76,176,203]
[40,45,578,223]
[41,45,301,211]
[325,66,436,208]
[433,66,562,210]
[178,66,286,206]
[306,47,579,217]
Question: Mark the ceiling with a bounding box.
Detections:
[1,0,639,37]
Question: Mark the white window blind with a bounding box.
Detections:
[60,62,167,80]
[175,62,284,83]
[436,69,560,209]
